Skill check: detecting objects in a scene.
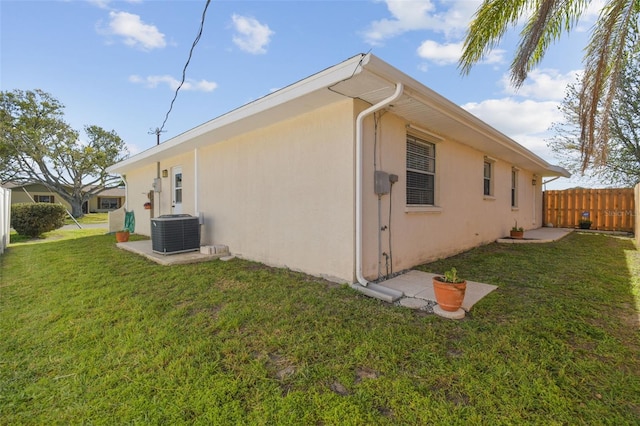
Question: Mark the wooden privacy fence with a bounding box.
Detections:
[543,188,635,232]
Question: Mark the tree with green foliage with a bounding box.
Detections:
[459,0,640,172]
[0,89,128,217]
[547,35,640,187]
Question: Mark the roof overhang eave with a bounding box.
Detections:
[107,53,370,175]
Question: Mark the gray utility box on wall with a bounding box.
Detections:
[151,214,200,254]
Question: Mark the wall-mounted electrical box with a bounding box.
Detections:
[374,171,390,195]
[152,178,162,192]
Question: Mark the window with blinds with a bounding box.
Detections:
[406,135,435,205]
[34,195,54,203]
[511,168,518,207]
[483,160,492,196]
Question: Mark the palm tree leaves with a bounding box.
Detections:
[579,0,639,169]
[459,0,640,172]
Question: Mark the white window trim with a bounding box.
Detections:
[483,156,496,198]
[511,167,519,209]
[406,134,438,207]
[405,205,443,214]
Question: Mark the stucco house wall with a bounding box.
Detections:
[196,100,356,282]
[9,183,73,212]
[109,53,568,285]
[7,183,125,214]
[87,189,126,213]
[122,163,158,236]
[360,111,542,280]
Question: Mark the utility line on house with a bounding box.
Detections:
[153,0,211,144]
[148,127,166,146]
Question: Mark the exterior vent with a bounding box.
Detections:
[151,214,200,254]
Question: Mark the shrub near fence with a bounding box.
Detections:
[543,188,635,232]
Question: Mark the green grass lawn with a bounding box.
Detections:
[64,212,108,225]
[1,232,638,424]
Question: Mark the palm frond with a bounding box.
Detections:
[512,0,590,86]
[459,0,529,75]
[579,0,639,170]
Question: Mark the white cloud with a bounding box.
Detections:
[462,98,567,161]
[417,40,462,65]
[89,0,143,9]
[417,39,505,66]
[88,0,111,9]
[104,11,166,51]
[362,0,482,45]
[462,98,560,136]
[576,0,607,32]
[500,69,581,101]
[231,14,274,54]
[129,75,218,92]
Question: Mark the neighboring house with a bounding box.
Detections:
[4,182,125,214]
[108,53,569,286]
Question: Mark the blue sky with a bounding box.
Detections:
[1,0,604,189]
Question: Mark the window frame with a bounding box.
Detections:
[34,195,54,203]
[511,168,519,208]
[483,157,495,199]
[406,134,436,207]
[99,197,120,210]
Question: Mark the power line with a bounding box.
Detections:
[155,0,211,142]
[148,127,166,145]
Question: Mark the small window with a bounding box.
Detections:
[406,135,435,205]
[511,169,519,207]
[99,197,120,210]
[483,160,493,196]
[34,195,54,203]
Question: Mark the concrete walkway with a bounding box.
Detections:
[379,270,498,319]
[61,223,109,230]
[117,240,227,266]
[496,227,573,243]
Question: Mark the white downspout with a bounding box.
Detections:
[354,82,403,288]
[194,148,199,213]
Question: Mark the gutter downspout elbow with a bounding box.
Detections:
[354,82,404,290]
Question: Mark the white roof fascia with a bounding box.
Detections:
[108,53,369,174]
[109,52,569,179]
[360,56,570,178]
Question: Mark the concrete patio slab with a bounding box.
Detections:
[117,240,224,265]
[380,270,498,312]
[497,227,573,244]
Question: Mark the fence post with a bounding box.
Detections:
[633,183,640,249]
[0,187,11,254]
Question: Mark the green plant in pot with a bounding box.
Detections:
[432,267,467,312]
[510,221,524,239]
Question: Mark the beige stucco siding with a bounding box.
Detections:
[119,96,549,284]
[10,184,72,212]
[360,111,543,280]
[122,163,157,235]
[196,99,356,282]
[158,151,196,216]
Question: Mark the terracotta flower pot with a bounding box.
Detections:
[510,230,524,239]
[115,231,130,243]
[433,277,466,311]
